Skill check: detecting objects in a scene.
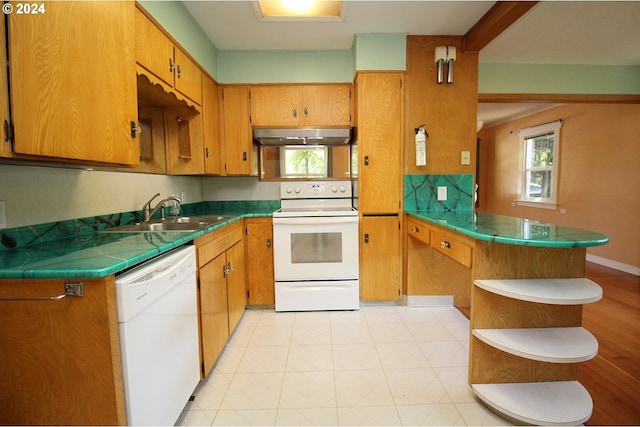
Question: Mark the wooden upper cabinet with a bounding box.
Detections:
[0,16,11,159]
[301,85,352,126]
[202,76,223,175]
[220,86,255,176]
[250,84,352,127]
[356,73,403,214]
[135,6,202,105]
[7,1,139,165]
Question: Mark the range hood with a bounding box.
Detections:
[253,127,352,146]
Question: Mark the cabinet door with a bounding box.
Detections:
[9,1,139,165]
[135,6,175,87]
[174,48,202,105]
[226,241,247,334]
[246,218,275,305]
[202,76,223,175]
[199,254,229,378]
[250,86,300,127]
[360,216,401,301]
[301,85,352,126]
[0,16,10,158]
[356,73,403,214]
[221,86,254,175]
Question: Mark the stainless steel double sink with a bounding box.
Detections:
[100,215,234,233]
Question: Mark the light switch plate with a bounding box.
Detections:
[461,151,471,165]
[437,186,447,201]
[0,201,6,229]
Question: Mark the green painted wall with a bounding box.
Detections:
[353,33,407,71]
[479,63,640,94]
[217,50,354,83]
[138,0,218,77]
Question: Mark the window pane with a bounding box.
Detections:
[527,170,552,198]
[284,147,327,177]
[526,132,554,168]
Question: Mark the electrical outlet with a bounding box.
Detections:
[437,186,447,201]
[0,201,7,229]
[461,151,471,165]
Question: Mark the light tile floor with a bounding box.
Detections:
[176,306,513,426]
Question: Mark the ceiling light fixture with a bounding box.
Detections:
[253,0,345,22]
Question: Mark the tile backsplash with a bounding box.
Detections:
[404,174,475,212]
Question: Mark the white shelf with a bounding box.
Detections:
[474,278,602,305]
[472,381,593,426]
[473,327,598,363]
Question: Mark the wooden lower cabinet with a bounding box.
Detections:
[198,253,229,378]
[359,215,402,301]
[0,277,126,425]
[196,221,246,378]
[245,217,275,306]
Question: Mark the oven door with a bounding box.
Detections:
[273,216,359,281]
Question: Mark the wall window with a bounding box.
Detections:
[517,120,562,209]
[280,146,328,178]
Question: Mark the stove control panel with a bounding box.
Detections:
[281,181,352,199]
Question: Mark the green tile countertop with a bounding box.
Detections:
[405,209,609,248]
[0,203,277,280]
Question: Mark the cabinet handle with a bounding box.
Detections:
[364,233,369,243]
[0,282,84,301]
[130,121,141,139]
[303,107,309,118]
[412,226,419,233]
[242,151,247,161]
[177,64,183,78]
[205,147,210,158]
[440,241,451,249]
[222,264,228,278]
[364,155,369,166]
[292,108,297,118]
[169,58,175,72]
[227,262,235,272]
[266,238,272,248]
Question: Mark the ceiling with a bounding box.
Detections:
[183,1,640,127]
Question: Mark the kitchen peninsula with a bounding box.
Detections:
[405,207,608,425]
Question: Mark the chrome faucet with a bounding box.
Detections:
[142,193,182,222]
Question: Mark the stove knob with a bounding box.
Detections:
[332,186,338,193]
[285,187,293,194]
[294,187,301,193]
[340,186,346,193]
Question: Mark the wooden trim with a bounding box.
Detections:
[479,93,640,104]
[464,2,538,52]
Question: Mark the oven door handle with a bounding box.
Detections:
[273,217,358,226]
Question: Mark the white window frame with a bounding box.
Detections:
[516,120,562,209]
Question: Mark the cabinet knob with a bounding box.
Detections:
[169,58,175,72]
[177,64,183,78]
[364,233,369,243]
[412,227,419,233]
[266,239,272,248]
[440,241,451,249]
[303,107,309,118]
[242,151,247,161]
[364,155,369,166]
[292,108,297,118]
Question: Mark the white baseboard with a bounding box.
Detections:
[406,295,453,307]
[586,254,639,276]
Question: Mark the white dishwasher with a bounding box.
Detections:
[116,245,199,426]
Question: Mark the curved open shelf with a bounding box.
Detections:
[473,327,598,363]
[474,278,602,305]
[472,381,593,426]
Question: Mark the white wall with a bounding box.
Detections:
[0,164,202,228]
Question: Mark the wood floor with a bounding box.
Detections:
[580,262,640,426]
